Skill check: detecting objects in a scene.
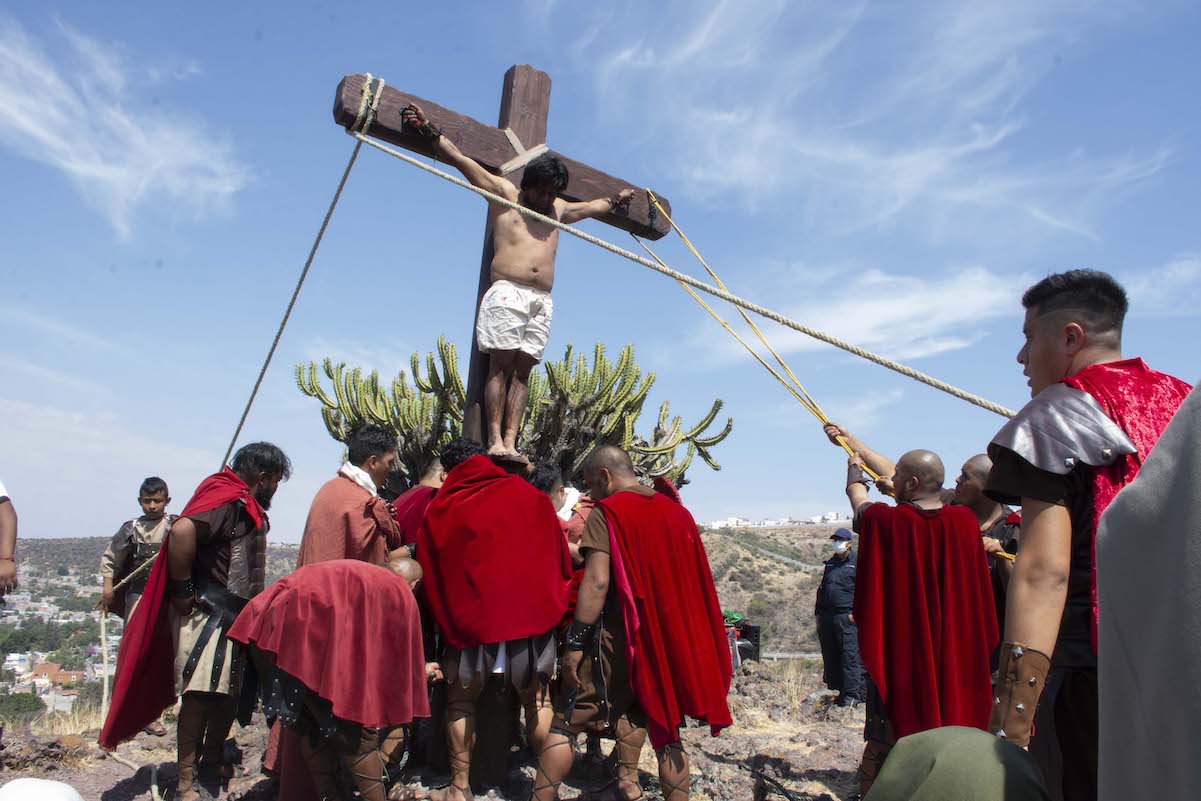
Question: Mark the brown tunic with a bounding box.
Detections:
[564,485,656,732]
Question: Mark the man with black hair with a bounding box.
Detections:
[393,456,446,554]
[296,423,403,566]
[101,477,176,621]
[984,269,1191,801]
[952,455,1020,672]
[98,477,177,737]
[416,439,571,801]
[402,104,635,459]
[99,441,292,801]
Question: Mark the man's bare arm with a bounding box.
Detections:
[401,104,513,198]
[824,423,897,480]
[574,549,610,625]
[1002,499,1070,654]
[0,499,17,595]
[560,189,635,224]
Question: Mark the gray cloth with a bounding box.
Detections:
[1097,383,1201,801]
[864,726,1050,801]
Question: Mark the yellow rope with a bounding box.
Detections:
[635,193,881,482]
[631,235,881,482]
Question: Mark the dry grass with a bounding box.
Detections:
[29,706,105,737]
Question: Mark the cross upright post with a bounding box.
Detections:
[332,67,672,446]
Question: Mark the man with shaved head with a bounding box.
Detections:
[839,448,998,796]
[984,270,1190,801]
[530,445,732,801]
[953,454,1021,671]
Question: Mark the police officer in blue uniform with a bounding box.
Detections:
[815,528,865,706]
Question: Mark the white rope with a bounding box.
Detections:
[348,130,1016,419]
[219,74,386,467]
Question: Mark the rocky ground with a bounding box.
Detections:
[0,660,864,801]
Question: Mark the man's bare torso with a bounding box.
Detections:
[488,190,563,293]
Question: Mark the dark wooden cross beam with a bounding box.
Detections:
[333,66,672,443]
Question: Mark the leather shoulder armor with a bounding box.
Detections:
[990,383,1136,475]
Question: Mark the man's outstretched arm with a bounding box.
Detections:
[824,423,897,481]
[560,189,635,223]
[401,103,514,198]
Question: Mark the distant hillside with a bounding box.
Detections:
[17,537,301,587]
[17,528,840,652]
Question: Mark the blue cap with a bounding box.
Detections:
[831,528,853,541]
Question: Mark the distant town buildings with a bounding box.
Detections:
[707,512,849,529]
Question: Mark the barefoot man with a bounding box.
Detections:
[401,104,634,458]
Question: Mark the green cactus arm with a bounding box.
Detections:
[692,417,734,448]
[686,399,723,437]
[696,443,723,471]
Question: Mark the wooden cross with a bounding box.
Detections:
[333,66,672,444]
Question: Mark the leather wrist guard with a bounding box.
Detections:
[989,641,1051,746]
[563,620,598,652]
[847,463,870,489]
[168,577,196,599]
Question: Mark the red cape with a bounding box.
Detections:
[99,469,265,749]
[417,455,570,649]
[600,489,733,750]
[229,560,429,726]
[854,502,998,738]
[392,484,437,546]
[1061,358,1191,647]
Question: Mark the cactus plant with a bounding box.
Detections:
[296,337,732,487]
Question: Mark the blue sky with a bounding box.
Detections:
[1,1,1198,540]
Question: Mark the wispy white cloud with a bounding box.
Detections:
[301,337,419,376]
[0,306,125,353]
[563,1,1168,241]
[0,353,111,395]
[0,17,250,237]
[0,397,217,536]
[1123,254,1201,317]
[693,262,1021,365]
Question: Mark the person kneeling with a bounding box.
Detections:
[228,556,435,801]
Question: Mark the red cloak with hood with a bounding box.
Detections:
[228,560,429,725]
[599,484,733,750]
[392,484,437,546]
[99,469,265,749]
[417,455,570,649]
[1060,358,1191,646]
[854,502,998,738]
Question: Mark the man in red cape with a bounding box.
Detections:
[417,438,571,801]
[99,442,291,801]
[392,456,445,551]
[985,270,1190,801]
[267,423,408,797]
[229,556,432,801]
[534,446,732,801]
[843,448,998,797]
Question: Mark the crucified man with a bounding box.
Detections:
[402,104,634,458]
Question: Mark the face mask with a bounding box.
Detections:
[833,540,851,555]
